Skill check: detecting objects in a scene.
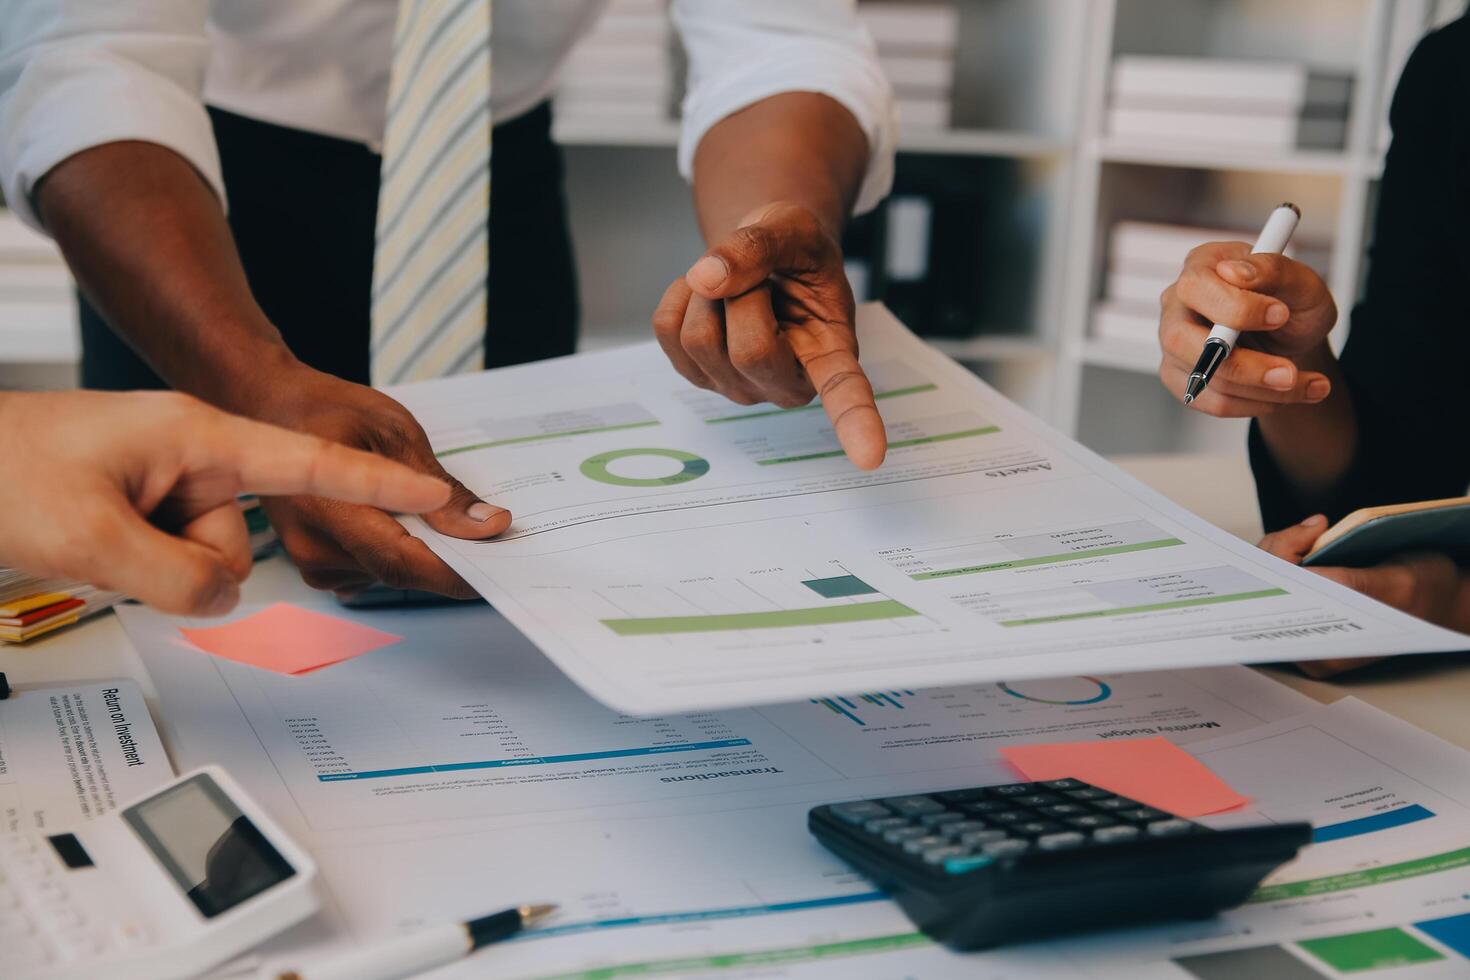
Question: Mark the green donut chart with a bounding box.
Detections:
[580,448,711,487]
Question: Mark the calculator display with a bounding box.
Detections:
[122,772,295,918]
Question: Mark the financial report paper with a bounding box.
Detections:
[121,595,1470,979]
[392,304,1466,713]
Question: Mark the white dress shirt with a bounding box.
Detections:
[0,0,896,230]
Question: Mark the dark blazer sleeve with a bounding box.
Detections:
[1250,15,1470,532]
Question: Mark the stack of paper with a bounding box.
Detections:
[555,0,672,125]
[1091,221,1324,346]
[859,1,958,132]
[0,210,77,371]
[1108,56,1352,152]
[0,572,121,643]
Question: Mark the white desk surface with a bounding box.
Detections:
[3,453,1467,754]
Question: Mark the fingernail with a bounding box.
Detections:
[1265,304,1289,325]
[1221,260,1255,281]
[1306,379,1330,400]
[1302,514,1328,528]
[467,502,505,522]
[688,255,728,291]
[1262,366,1294,389]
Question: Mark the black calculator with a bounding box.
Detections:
[809,779,1310,950]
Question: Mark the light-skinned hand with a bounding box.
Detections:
[1158,243,1339,417]
[652,201,887,470]
[0,390,451,616]
[1258,514,1470,678]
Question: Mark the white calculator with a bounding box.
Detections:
[0,766,319,980]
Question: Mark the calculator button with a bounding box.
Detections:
[1146,819,1196,837]
[830,801,892,825]
[1065,788,1112,801]
[1040,779,1084,790]
[980,839,1030,858]
[1014,793,1061,807]
[884,826,929,844]
[988,783,1038,797]
[922,845,972,865]
[943,854,994,875]
[864,817,911,834]
[920,811,966,828]
[1040,803,1087,817]
[1013,821,1065,837]
[1117,807,1169,823]
[941,820,990,838]
[958,829,1009,846]
[883,796,946,817]
[1065,814,1118,830]
[1092,797,1142,811]
[1036,832,1087,851]
[960,799,1014,815]
[1092,825,1141,844]
[985,810,1027,824]
[902,835,951,855]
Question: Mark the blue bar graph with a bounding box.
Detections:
[1312,804,1436,842]
[810,692,917,726]
[318,738,753,782]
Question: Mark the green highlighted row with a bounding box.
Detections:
[999,588,1287,627]
[1298,927,1444,973]
[541,932,931,979]
[757,426,1001,466]
[912,538,1185,580]
[1250,846,1470,903]
[602,598,919,636]
[437,419,660,457]
[704,384,937,424]
[801,574,880,598]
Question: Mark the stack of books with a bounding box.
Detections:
[859,1,958,133]
[0,209,77,376]
[555,0,673,126]
[0,573,122,644]
[1107,56,1352,152]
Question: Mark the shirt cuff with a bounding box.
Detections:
[0,43,224,229]
[676,53,897,217]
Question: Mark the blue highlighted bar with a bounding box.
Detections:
[1313,804,1436,843]
[522,891,888,941]
[1415,912,1470,959]
[318,738,753,782]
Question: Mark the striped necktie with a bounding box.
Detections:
[370,0,492,386]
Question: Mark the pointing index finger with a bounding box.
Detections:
[790,338,886,470]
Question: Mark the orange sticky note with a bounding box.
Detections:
[999,736,1248,818]
[179,602,402,675]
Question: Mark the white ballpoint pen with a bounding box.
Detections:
[1182,202,1301,404]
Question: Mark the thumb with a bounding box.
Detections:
[686,207,825,299]
[92,504,243,616]
[1258,514,1328,564]
[416,456,512,541]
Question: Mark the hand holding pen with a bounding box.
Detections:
[1157,203,1340,418]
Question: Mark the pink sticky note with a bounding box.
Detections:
[179,602,402,675]
[1000,736,1248,818]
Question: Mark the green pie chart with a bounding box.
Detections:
[580,448,711,487]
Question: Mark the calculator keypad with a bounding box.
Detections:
[828,781,1202,875]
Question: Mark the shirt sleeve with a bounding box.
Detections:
[0,1,224,230]
[1248,16,1470,531]
[670,0,897,216]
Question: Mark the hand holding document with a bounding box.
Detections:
[386,304,1466,713]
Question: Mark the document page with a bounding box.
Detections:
[392,304,1467,713]
[0,679,171,833]
[123,596,1326,979]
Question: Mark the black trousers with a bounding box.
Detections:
[81,102,579,390]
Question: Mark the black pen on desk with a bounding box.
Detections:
[275,903,557,980]
[1182,202,1301,404]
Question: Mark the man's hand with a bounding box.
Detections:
[652,201,887,470]
[1258,515,1470,678]
[0,390,450,616]
[248,365,511,599]
[1158,244,1339,417]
